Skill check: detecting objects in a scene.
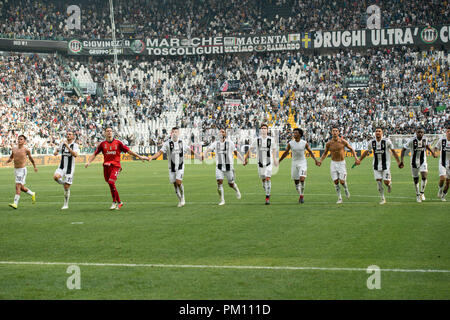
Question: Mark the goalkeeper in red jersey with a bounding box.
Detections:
[85,127,148,210]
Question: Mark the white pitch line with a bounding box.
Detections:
[0,261,448,273]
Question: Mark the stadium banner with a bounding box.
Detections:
[313,25,450,49]
[66,25,450,56]
[67,34,309,55]
[0,38,66,52]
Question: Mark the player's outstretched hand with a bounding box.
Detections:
[34,167,38,172]
[316,160,321,167]
[355,159,361,165]
[85,163,90,168]
[398,162,404,169]
[243,159,248,166]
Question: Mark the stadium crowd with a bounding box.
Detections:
[0,0,448,40]
[1,44,449,154]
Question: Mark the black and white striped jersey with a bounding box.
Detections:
[251,136,275,167]
[58,143,79,174]
[368,138,393,171]
[403,137,428,168]
[436,138,450,169]
[161,139,189,172]
[207,139,236,171]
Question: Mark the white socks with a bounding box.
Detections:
[264,180,271,196]
[64,189,70,206]
[414,182,420,196]
[335,184,341,197]
[295,182,305,195]
[218,184,224,201]
[26,189,34,196]
[342,182,349,193]
[179,184,185,201]
[174,185,181,201]
[377,180,384,197]
[420,179,427,194]
[231,183,240,194]
[14,194,20,205]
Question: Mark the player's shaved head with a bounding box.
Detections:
[18,135,27,141]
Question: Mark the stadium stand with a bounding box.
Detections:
[0,0,449,154]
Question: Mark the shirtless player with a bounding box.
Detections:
[6,135,38,209]
[317,127,360,204]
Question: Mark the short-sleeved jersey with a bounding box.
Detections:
[289,139,307,164]
[436,137,450,169]
[207,139,236,171]
[250,136,276,167]
[160,139,190,172]
[403,137,428,168]
[58,142,80,174]
[94,139,130,168]
[368,138,393,171]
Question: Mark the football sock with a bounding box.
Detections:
[14,194,20,205]
[265,180,271,196]
[218,184,224,201]
[335,184,341,198]
[295,183,301,195]
[64,189,70,206]
[108,182,117,202]
[420,179,427,194]
[300,181,305,195]
[174,185,181,201]
[26,189,34,196]
[179,184,185,201]
[377,180,384,197]
[414,182,420,196]
[342,182,349,193]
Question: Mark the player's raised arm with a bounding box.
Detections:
[53,145,59,156]
[318,142,330,166]
[278,143,291,164]
[26,149,38,172]
[305,142,319,166]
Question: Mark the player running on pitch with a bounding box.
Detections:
[85,127,148,210]
[205,128,244,205]
[7,135,37,209]
[53,131,79,210]
[434,127,450,201]
[279,128,319,204]
[148,127,200,207]
[399,128,437,202]
[317,127,360,204]
[243,124,279,205]
[356,127,402,204]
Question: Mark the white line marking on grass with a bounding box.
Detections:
[70,222,84,224]
[0,261,448,273]
[38,193,420,200]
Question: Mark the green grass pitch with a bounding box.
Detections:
[0,158,448,299]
